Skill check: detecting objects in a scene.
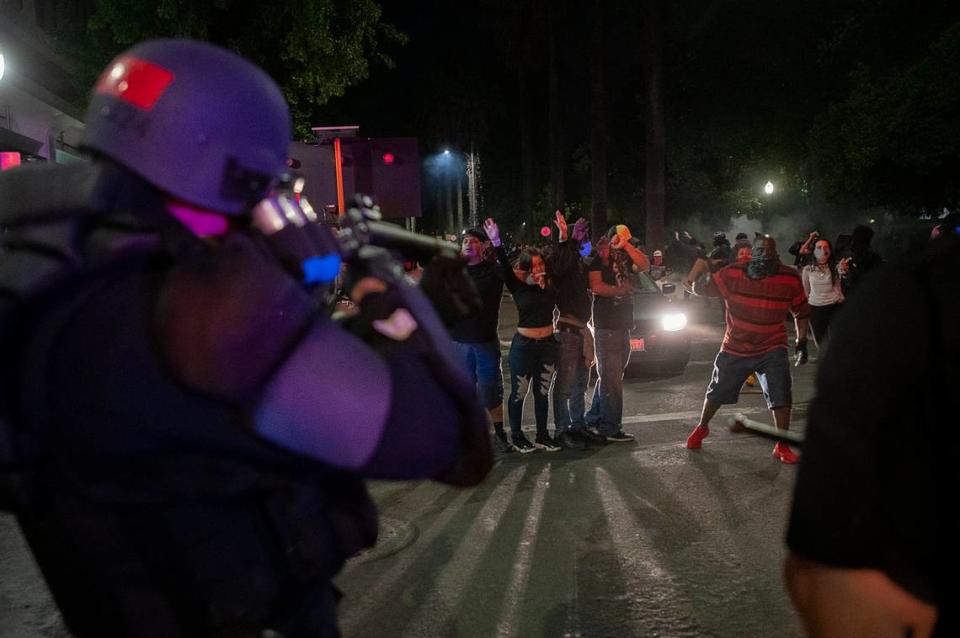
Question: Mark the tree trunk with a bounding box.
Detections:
[519,66,534,238]
[590,0,608,240]
[548,5,565,214]
[456,173,464,231]
[643,0,666,248]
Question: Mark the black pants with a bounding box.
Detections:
[810,303,842,349]
[507,333,559,436]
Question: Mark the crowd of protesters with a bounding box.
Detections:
[439,211,897,463]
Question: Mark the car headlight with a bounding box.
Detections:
[661,312,687,332]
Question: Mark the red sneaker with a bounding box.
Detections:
[773,442,799,464]
[685,425,710,449]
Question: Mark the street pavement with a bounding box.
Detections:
[335,295,815,638]
[0,294,817,638]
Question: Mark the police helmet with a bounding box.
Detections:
[82,39,291,215]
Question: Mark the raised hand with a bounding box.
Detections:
[838,257,852,276]
[554,210,568,242]
[572,217,589,243]
[483,218,501,246]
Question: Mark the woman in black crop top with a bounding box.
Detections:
[483,217,563,453]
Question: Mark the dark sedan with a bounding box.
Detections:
[624,272,691,376]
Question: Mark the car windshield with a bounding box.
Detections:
[632,271,660,293]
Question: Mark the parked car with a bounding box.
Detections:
[624,272,691,376]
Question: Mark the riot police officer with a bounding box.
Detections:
[1,39,490,638]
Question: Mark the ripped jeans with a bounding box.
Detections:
[507,333,559,436]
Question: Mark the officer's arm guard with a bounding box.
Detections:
[157,233,491,483]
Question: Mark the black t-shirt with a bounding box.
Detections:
[587,253,634,330]
[495,245,558,329]
[449,259,503,343]
[553,240,592,323]
[787,238,960,635]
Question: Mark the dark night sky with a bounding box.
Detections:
[317,0,960,241]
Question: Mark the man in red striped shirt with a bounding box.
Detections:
[685,235,811,463]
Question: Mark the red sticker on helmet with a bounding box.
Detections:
[96,56,175,110]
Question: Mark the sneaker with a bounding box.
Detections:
[558,430,588,450]
[493,430,514,454]
[534,432,563,452]
[581,426,609,446]
[511,432,537,454]
[685,425,710,449]
[605,430,635,443]
[773,442,799,464]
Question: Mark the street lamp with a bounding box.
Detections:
[764,181,775,195]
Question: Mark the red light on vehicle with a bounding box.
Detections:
[1,152,21,171]
[96,56,175,110]
[382,152,395,165]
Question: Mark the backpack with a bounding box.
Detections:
[0,161,167,510]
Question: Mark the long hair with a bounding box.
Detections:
[513,246,549,285]
[811,238,838,286]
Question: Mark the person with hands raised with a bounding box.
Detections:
[584,224,649,443]
[484,217,563,453]
[550,212,603,449]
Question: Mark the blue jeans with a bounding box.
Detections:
[451,340,504,410]
[585,328,631,435]
[507,334,559,436]
[553,330,589,433]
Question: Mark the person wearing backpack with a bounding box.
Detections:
[0,39,489,638]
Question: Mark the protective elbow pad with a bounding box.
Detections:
[252,315,391,470]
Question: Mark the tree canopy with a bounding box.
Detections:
[56,0,404,137]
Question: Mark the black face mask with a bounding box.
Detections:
[747,246,780,279]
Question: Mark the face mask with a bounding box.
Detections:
[747,245,779,279]
[814,247,828,262]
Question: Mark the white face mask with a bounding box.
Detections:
[814,247,829,263]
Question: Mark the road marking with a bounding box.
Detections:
[495,465,551,637]
[621,406,768,425]
[510,406,769,432]
[401,466,528,638]
[594,468,699,635]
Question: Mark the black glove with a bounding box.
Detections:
[795,337,809,367]
[418,254,482,327]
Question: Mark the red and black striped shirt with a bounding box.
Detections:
[713,263,810,357]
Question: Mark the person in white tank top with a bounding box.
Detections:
[801,238,844,349]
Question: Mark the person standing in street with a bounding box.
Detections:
[484,217,563,453]
[449,227,510,453]
[800,237,844,350]
[684,235,810,463]
[584,225,650,442]
[550,213,605,449]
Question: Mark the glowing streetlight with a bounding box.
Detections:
[764,181,775,195]
[442,149,451,156]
